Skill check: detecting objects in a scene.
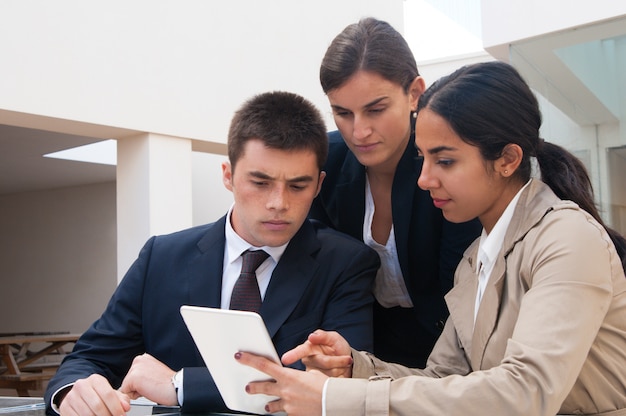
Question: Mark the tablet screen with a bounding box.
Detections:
[180,305,285,415]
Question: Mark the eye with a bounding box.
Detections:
[290,184,307,191]
[332,109,352,117]
[252,180,268,186]
[436,159,454,166]
[368,107,385,114]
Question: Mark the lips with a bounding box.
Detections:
[431,198,450,209]
[263,220,290,231]
[354,143,378,152]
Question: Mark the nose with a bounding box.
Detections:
[266,185,288,211]
[417,161,437,191]
[352,114,372,141]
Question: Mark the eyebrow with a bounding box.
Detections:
[417,145,458,155]
[248,171,315,183]
[331,96,388,113]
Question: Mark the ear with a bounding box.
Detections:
[314,171,326,197]
[409,76,426,111]
[496,144,523,177]
[222,161,234,191]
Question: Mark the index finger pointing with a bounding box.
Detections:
[281,341,318,365]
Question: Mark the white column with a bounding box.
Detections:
[116,133,192,282]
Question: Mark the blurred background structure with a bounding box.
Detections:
[0,0,624,337]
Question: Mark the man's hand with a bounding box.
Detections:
[58,374,130,416]
[281,329,354,378]
[118,353,178,406]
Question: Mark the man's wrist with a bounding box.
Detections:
[51,384,74,414]
[171,369,184,405]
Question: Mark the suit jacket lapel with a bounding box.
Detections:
[391,140,421,290]
[334,153,366,240]
[470,255,506,368]
[261,221,320,337]
[187,216,227,308]
[445,262,478,361]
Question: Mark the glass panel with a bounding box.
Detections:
[509,19,626,236]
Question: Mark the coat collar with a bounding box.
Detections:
[446,179,570,367]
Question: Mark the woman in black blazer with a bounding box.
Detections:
[309,17,481,367]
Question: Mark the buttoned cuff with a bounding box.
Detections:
[325,375,391,416]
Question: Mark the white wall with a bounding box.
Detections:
[0,0,406,333]
[0,152,232,333]
[0,183,116,333]
[481,0,626,59]
[192,152,233,225]
[417,52,494,87]
[0,0,405,141]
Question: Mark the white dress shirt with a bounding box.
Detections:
[474,181,530,325]
[220,205,287,309]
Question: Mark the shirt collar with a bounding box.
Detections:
[476,180,531,273]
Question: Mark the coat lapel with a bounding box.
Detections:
[391,140,421,290]
[334,153,366,240]
[445,271,478,361]
[186,216,227,308]
[260,221,320,337]
[448,180,563,370]
[470,256,506,368]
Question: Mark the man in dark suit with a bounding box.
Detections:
[45,91,379,415]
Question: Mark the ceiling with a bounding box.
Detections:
[0,124,115,196]
[0,117,230,196]
[1,15,624,197]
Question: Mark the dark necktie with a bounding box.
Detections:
[229,249,269,313]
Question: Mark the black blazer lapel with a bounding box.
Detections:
[186,216,227,308]
[391,140,421,292]
[260,221,320,337]
[334,153,367,240]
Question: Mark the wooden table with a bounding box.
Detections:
[0,396,246,415]
[0,333,80,396]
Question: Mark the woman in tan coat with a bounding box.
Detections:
[237,61,626,416]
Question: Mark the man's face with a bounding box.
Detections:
[222,138,325,247]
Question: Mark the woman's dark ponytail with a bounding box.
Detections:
[536,141,626,272]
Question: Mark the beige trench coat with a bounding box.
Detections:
[326,179,626,416]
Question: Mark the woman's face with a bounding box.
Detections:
[415,108,511,233]
[326,70,423,173]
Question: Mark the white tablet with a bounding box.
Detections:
[180,305,285,415]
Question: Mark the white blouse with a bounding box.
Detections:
[363,177,413,308]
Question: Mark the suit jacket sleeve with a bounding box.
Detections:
[45,236,231,414]
[316,236,378,353]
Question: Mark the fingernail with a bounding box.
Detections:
[265,405,270,412]
[245,384,250,393]
[234,352,242,360]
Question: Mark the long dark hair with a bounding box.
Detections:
[417,61,626,272]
